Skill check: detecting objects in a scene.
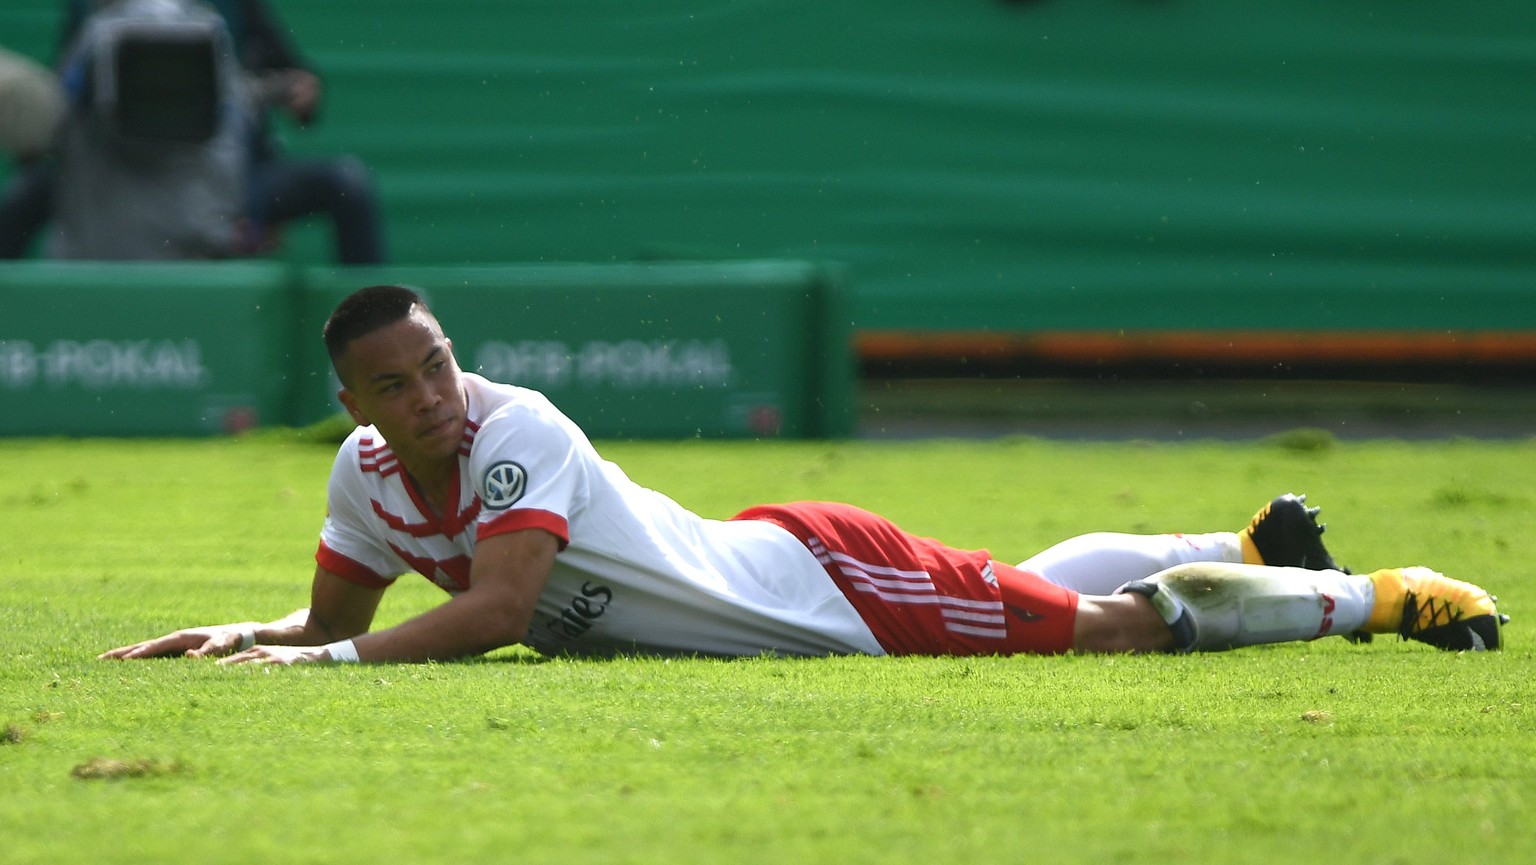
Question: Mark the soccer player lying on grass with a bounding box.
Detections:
[101,285,1507,666]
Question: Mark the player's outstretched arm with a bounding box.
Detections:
[99,566,385,660]
[98,609,307,660]
[221,528,559,665]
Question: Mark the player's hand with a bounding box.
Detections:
[98,626,251,660]
[218,644,333,666]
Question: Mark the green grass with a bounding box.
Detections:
[3,434,1534,864]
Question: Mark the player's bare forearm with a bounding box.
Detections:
[344,530,557,662]
[257,605,386,648]
[100,566,385,661]
[216,530,556,666]
[351,582,537,662]
[99,608,310,660]
[303,565,386,641]
[232,529,558,665]
[252,607,314,645]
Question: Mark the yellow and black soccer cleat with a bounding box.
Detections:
[1366,566,1507,651]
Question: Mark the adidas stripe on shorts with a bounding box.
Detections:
[733,501,1078,655]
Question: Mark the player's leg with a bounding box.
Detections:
[1021,493,1337,595]
[1020,530,1242,596]
[1072,592,1179,653]
[996,564,1335,655]
[251,156,386,265]
[1113,562,1505,652]
[0,160,57,259]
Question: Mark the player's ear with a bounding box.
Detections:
[337,389,369,426]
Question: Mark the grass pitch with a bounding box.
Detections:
[2,433,1533,864]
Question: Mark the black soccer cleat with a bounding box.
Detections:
[1242,493,1343,571]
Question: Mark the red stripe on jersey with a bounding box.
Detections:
[460,418,479,457]
[358,438,401,477]
[478,508,571,549]
[387,543,472,593]
[361,428,479,538]
[371,499,441,538]
[733,501,1077,656]
[448,497,482,537]
[370,496,481,540]
[316,542,394,589]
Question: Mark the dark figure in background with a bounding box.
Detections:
[0,47,65,243]
[0,0,386,264]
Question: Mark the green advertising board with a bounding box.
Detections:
[298,262,853,439]
[0,262,295,436]
[1,261,851,438]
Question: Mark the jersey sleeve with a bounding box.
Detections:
[468,395,593,548]
[315,432,407,587]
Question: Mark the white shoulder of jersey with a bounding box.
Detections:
[463,373,566,423]
[462,374,594,453]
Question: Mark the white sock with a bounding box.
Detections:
[1121,562,1375,651]
[1019,531,1245,595]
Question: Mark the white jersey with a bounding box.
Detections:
[317,373,882,658]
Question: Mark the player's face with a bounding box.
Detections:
[335,307,468,466]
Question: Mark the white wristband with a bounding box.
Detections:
[323,639,360,664]
[235,628,256,652]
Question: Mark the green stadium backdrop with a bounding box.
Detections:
[3,0,1534,430]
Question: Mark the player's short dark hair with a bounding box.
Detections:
[322,284,430,369]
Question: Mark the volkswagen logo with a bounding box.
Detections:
[481,461,528,510]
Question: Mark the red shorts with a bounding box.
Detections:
[733,501,1079,656]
